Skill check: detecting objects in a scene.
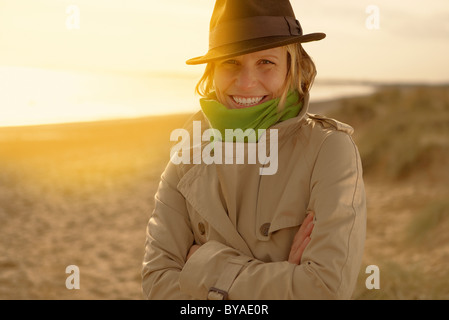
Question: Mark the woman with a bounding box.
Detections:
[142,0,366,300]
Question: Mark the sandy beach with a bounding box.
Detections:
[1,84,448,299]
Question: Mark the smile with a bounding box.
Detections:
[231,95,266,107]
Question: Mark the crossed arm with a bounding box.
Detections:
[142,132,366,300]
[187,211,315,264]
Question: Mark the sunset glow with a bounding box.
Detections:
[1,0,448,126]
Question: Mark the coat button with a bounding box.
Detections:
[260,223,271,237]
[198,222,206,235]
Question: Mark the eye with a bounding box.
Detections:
[222,59,238,65]
[259,59,275,65]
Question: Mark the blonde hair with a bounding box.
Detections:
[195,43,317,111]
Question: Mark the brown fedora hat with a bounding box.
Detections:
[186,0,326,65]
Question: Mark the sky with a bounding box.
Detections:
[1,0,449,83]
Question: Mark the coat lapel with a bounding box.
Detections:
[177,164,253,257]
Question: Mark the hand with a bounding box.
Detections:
[186,244,201,261]
[288,211,314,265]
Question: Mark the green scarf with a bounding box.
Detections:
[200,90,303,143]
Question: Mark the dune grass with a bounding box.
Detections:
[406,198,449,246]
[329,84,449,300]
[329,85,449,183]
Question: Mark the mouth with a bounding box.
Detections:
[230,95,268,108]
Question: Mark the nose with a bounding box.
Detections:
[235,66,257,90]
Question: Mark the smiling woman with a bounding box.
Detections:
[142,0,367,300]
[213,47,288,109]
[196,42,317,111]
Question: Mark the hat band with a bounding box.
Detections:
[209,16,303,49]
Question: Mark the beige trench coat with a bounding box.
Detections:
[142,94,366,300]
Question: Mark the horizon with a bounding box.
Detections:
[2,64,449,86]
[0,65,382,128]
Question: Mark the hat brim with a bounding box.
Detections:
[186,32,326,65]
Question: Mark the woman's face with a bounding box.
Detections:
[213,47,288,109]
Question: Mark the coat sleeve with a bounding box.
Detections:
[178,131,367,299]
[141,161,196,299]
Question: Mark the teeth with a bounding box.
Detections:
[232,96,264,106]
